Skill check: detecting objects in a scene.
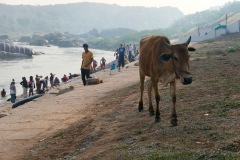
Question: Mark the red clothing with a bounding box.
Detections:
[61,75,68,82]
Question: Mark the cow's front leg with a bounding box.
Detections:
[170,81,177,126]
[138,73,145,112]
[152,79,160,122]
[147,80,154,116]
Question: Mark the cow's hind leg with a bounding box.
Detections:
[170,81,177,126]
[152,79,160,122]
[138,73,145,112]
[147,80,154,116]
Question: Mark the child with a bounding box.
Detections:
[28,76,35,96]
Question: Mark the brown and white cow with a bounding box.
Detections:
[138,35,195,126]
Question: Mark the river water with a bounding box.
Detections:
[0,44,116,106]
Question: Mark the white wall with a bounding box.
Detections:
[174,20,239,44]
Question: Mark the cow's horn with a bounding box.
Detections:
[163,40,171,49]
[184,36,191,46]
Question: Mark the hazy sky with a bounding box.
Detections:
[0,0,237,15]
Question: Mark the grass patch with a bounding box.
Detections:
[176,89,184,97]
[113,144,128,150]
[142,151,194,160]
[227,46,240,53]
[132,129,143,135]
[219,99,240,109]
[52,131,65,138]
[143,152,240,160]
[198,99,240,117]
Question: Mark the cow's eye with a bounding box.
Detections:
[174,56,178,61]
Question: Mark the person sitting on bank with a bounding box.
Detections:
[110,63,117,70]
[69,73,73,79]
[1,89,6,97]
[53,77,60,86]
[61,74,68,82]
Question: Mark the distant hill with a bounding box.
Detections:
[0,2,183,36]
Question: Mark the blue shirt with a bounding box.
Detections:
[118,47,125,57]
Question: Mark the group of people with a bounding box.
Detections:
[91,57,106,73]
[4,73,72,104]
[114,43,139,71]
[2,43,138,102]
[80,43,139,86]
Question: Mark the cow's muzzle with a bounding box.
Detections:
[183,77,192,85]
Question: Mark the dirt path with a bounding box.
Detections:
[0,62,140,160]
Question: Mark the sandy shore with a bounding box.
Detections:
[0,61,140,160]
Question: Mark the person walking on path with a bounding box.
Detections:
[10,81,16,103]
[81,43,93,86]
[118,44,125,72]
[28,76,35,96]
[100,57,106,70]
[20,77,28,98]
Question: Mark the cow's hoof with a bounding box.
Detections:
[171,119,178,126]
[149,110,154,116]
[155,117,161,123]
[138,102,143,112]
[138,107,143,112]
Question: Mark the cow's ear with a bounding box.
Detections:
[159,53,172,62]
[188,47,196,51]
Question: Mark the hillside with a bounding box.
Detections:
[0,2,183,35]
[87,1,240,50]
[22,33,240,159]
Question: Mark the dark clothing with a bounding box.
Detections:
[1,90,6,97]
[118,47,125,57]
[118,56,125,68]
[53,77,60,84]
[40,79,47,91]
[20,80,28,88]
[35,76,41,93]
[81,68,91,86]
[50,75,54,81]
[118,46,125,68]
[10,94,16,103]
[128,52,132,62]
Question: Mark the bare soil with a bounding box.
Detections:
[16,33,240,159]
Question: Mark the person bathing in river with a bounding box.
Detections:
[1,89,6,97]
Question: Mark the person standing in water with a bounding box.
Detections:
[10,81,16,103]
[81,43,93,86]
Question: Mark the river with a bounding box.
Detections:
[0,44,116,106]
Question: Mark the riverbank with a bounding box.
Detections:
[0,45,116,106]
[0,60,140,160]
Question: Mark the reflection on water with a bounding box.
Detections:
[0,45,115,105]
